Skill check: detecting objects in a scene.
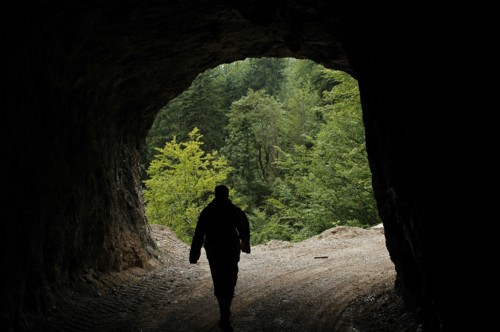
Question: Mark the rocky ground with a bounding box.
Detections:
[34,224,417,331]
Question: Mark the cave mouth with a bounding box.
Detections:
[141,57,381,246]
[3,3,489,331]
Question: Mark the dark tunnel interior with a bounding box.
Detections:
[1,2,493,331]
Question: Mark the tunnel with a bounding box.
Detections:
[2,2,492,331]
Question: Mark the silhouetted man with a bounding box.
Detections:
[189,185,251,332]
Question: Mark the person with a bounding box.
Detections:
[189,185,251,332]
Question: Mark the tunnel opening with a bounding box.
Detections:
[25,56,400,332]
[141,57,382,246]
[79,59,406,328]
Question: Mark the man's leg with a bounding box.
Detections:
[219,260,238,331]
[209,258,238,331]
[216,293,232,330]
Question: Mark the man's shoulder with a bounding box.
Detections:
[200,203,215,216]
[203,200,245,215]
[202,201,229,213]
[230,204,248,219]
[227,202,243,211]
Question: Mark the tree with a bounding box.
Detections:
[142,58,379,244]
[142,69,229,174]
[265,70,380,242]
[280,81,321,148]
[310,70,380,227]
[277,58,337,150]
[223,89,283,209]
[143,128,232,243]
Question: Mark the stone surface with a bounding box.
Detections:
[2,2,492,331]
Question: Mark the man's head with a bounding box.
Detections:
[214,185,230,200]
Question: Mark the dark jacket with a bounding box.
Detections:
[190,198,250,262]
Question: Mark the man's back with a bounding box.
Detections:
[201,199,241,258]
[190,197,249,261]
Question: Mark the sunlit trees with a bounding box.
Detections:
[223,89,283,209]
[143,128,232,242]
[142,59,380,244]
[310,70,379,227]
[267,70,380,241]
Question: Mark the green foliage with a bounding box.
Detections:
[223,89,282,209]
[313,70,379,226]
[267,70,380,238]
[248,208,296,244]
[142,58,380,245]
[279,59,335,102]
[143,128,232,243]
[279,82,321,148]
[142,69,230,174]
[231,58,287,96]
[142,58,289,172]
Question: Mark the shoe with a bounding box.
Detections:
[218,318,233,332]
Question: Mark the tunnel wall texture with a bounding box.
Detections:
[1,2,492,331]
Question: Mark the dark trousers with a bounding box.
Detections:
[208,257,239,298]
[208,256,239,329]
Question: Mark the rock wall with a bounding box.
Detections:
[340,13,492,331]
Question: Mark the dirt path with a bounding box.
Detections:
[37,225,416,332]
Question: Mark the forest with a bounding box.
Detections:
[141,58,380,244]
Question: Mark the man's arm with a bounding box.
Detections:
[189,211,206,263]
[237,209,251,254]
